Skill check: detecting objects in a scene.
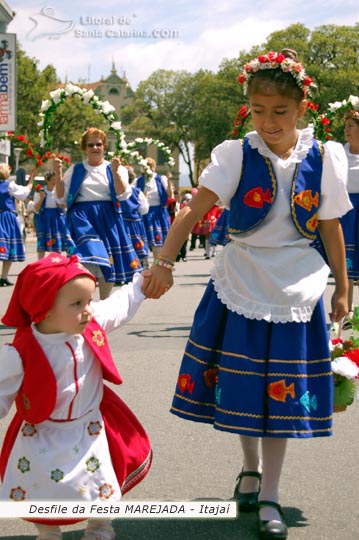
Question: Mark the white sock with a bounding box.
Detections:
[238,435,261,492]
[36,524,62,540]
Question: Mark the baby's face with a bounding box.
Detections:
[36,276,96,335]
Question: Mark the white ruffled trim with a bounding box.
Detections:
[246,127,314,169]
[211,254,314,324]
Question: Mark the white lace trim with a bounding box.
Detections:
[211,254,314,324]
[246,127,314,169]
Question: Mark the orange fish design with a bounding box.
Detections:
[294,190,319,211]
[243,187,272,208]
[178,374,195,395]
[267,379,295,403]
[306,213,318,232]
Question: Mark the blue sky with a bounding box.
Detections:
[7,0,359,89]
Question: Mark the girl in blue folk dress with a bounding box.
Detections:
[30,171,67,259]
[142,49,351,540]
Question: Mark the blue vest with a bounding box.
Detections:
[121,186,142,220]
[0,181,16,212]
[38,190,64,215]
[67,162,121,213]
[229,138,323,240]
[137,174,168,207]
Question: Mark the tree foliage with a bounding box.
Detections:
[121,22,359,184]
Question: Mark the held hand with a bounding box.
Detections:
[111,156,122,174]
[141,265,173,299]
[330,290,349,323]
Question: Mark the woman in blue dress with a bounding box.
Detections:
[54,128,141,299]
[143,49,351,540]
[0,163,32,286]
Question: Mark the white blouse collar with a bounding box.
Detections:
[32,323,77,345]
[246,127,314,169]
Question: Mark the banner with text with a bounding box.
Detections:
[0,33,16,133]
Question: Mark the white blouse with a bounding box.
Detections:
[200,128,352,323]
[133,172,168,206]
[59,160,131,204]
[344,143,359,193]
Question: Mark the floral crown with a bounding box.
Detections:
[238,51,315,96]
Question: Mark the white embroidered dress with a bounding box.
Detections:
[0,273,145,503]
[200,128,352,323]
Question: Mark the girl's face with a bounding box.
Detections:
[85,133,105,166]
[344,119,359,146]
[249,90,306,154]
[37,276,95,335]
[46,177,56,191]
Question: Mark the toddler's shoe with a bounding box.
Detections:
[82,521,115,540]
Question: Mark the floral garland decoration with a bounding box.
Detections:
[231,105,250,139]
[125,137,175,168]
[331,308,359,412]
[39,83,174,179]
[0,132,71,168]
[238,51,316,97]
[305,101,334,142]
[327,94,359,122]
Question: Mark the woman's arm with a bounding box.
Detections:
[142,187,219,298]
[318,218,349,322]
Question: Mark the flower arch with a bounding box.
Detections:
[39,83,175,178]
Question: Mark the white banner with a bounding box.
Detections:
[0,33,16,132]
[0,501,237,519]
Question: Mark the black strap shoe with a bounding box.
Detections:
[233,469,261,512]
[257,500,288,540]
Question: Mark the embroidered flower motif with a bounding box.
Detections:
[17,457,31,474]
[215,385,222,405]
[203,367,218,388]
[50,256,62,263]
[135,240,145,249]
[87,421,102,436]
[51,468,65,483]
[177,374,195,394]
[86,456,101,474]
[99,483,114,499]
[21,423,37,437]
[10,486,26,501]
[92,330,105,347]
[130,258,141,269]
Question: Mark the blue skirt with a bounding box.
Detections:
[171,280,333,438]
[143,205,170,248]
[209,209,230,246]
[35,208,67,253]
[340,193,359,279]
[0,210,25,261]
[123,217,149,258]
[66,201,141,282]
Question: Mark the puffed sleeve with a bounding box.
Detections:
[8,182,31,201]
[91,272,146,333]
[318,141,352,220]
[138,188,149,215]
[55,163,74,204]
[0,345,24,419]
[199,139,243,207]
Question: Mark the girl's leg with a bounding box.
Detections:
[0,260,13,285]
[35,523,62,540]
[98,278,114,300]
[151,245,161,259]
[238,435,261,492]
[83,519,115,540]
[37,251,46,259]
[259,437,287,521]
[204,236,211,259]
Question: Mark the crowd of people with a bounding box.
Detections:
[0,47,357,540]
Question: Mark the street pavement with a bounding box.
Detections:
[0,238,358,539]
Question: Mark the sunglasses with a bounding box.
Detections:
[86,142,103,148]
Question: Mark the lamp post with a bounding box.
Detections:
[13,146,22,171]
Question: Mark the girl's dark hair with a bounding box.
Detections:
[44,171,55,182]
[247,48,304,102]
